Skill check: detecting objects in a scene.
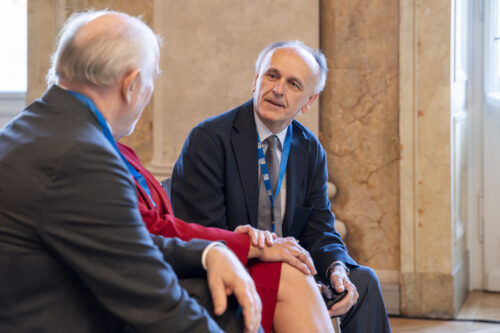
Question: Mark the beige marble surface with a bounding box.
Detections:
[27,0,155,163]
[399,0,468,318]
[320,0,400,271]
[414,0,452,273]
[148,0,320,178]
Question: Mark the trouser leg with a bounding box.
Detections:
[340,266,391,333]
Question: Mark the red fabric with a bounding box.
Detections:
[118,142,280,333]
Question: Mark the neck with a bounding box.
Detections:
[257,115,290,134]
[58,80,120,137]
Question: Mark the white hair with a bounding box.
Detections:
[254,40,328,93]
[46,10,161,88]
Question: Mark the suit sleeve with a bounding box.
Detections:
[141,201,251,266]
[171,126,231,230]
[38,142,224,333]
[298,143,359,278]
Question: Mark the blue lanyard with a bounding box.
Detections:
[256,126,291,232]
[68,90,156,208]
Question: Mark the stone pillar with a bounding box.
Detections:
[148,0,320,180]
[399,0,467,317]
[319,0,400,287]
[26,0,65,104]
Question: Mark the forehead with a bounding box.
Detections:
[262,47,319,82]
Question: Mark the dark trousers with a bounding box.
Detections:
[180,278,264,333]
[340,266,392,333]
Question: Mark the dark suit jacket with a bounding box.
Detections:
[0,86,225,332]
[171,99,358,278]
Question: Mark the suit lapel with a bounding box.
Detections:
[283,122,309,236]
[231,101,259,227]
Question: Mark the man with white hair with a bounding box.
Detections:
[171,41,392,332]
[0,10,262,333]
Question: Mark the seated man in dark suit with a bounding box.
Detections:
[0,10,262,333]
[171,41,392,332]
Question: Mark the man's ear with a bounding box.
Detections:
[251,73,259,93]
[121,69,141,104]
[301,93,319,114]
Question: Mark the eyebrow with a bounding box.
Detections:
[266,67,304,90]
[265,68,280,76]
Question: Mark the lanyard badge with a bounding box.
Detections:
[256,126,292,232]
[68,90,156,208]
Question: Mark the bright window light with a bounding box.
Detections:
[0,0,27,92]
[496,1,500,91]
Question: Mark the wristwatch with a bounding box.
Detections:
[326,261,350,280]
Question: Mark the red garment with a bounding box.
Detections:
[118,142,280,333]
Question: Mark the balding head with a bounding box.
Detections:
[47,10,160,89]
[255,41,327,94]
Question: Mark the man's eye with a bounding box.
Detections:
[267,73,277,79]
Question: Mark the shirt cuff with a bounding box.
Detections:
[201,241,227,270]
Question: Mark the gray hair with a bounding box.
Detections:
[46,10,160,88]
[254,40,328,93]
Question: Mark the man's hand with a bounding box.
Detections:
[235,224,276,249]
[249,236,317,276]
[205,244,262,333]
[327,263,359,317]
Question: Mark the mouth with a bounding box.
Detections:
[264,98,285,108]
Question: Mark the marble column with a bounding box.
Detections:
[399,0,468,317]
[320,0,400,286]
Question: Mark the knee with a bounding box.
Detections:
[278,263,317,300]
[349,266,382,298]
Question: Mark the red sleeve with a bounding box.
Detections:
[139,199,250,266]
[118,142,250,265]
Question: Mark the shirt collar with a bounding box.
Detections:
[254,111,288,150]
[62,85,115,136]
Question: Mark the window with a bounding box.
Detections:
[0,0,27,127]
[495,2,500,92]
[486,0,500,98]
[0,0,27,92]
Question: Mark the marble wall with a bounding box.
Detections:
[148,0,320,179]
[319,0,400,275]
[27,0,155,162]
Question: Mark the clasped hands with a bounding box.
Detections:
[235,224,360,318]
[203,225,319,333]
[326,262,359,317]
[235,224,316,275]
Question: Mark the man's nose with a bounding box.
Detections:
[272,81,285,95]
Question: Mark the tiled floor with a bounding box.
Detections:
[389,291,500,332]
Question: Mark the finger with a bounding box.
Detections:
[300,250,317,275]
[209,277,228,316]
[235,225,260,247]
[264,231,274,246]
[283,254,312,275]
[248,228,258,246]
[233,282,260,333]
[258,231,265,249]
[271,232,278,240]
[330,277,346,292]
[234,225,247,233]
[328,294,351,317]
